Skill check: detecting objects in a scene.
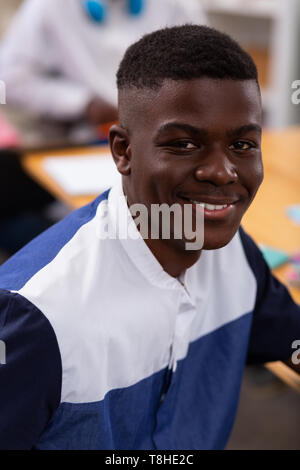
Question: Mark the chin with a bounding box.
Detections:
[202,229,239,250]
[168,225,239,253]
[202,240,228,250]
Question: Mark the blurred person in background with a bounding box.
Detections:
[0,0,206,142]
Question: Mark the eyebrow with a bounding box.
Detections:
[156,122,208,139]
[226,124,262,138]
[156,122,262,140]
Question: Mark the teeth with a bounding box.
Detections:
[189,200,228,210]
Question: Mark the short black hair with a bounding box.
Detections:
[117,24,258,90]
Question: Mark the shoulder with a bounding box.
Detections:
[0,191,109,292]
[238,228,300,363]
[0,191,113,407]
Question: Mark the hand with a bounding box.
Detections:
[85,97,118,125]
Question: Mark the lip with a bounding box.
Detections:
[177,195,238,220]
[178,194,240,205]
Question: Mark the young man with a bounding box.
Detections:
[0,25,299,450]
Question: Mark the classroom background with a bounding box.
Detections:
[0,0,299,450]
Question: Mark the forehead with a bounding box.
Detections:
[121,78,262,134]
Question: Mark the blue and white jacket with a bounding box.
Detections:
[0,183,299,450]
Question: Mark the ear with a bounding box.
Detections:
[109,124,132,176]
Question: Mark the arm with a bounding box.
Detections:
[0,290,62,449]
[239,227,300,372]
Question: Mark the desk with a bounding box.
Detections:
[23,127,300,303]
[23,145,105,209]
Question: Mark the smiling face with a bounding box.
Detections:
[111,77,263,252]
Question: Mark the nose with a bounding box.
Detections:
[194,149,238,186]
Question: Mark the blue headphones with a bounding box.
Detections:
[83,0,145,23]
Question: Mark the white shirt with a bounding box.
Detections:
[0,180,299,449]
[15,181,256,402]
[0,0,206,120]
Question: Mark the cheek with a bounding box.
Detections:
[130,152,171,202]
[136,153,179,187]
[150,158,193,201]
[251,157,264,194]
[240,154,264,199]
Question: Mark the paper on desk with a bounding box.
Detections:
[43,153,120,195]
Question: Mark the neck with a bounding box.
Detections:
[143,237,201,278]
[122,183,202,277]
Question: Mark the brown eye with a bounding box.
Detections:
[230,141,253,151]
[182,142,197,149]
[172,141,197,150]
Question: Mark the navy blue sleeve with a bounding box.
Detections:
[0,290,62,449]
[239,227,300,364]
